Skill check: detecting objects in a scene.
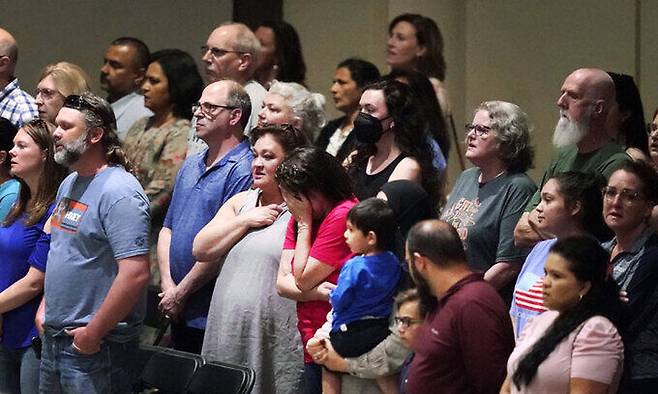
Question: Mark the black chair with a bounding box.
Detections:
[186,361,255,394]
[139,346,205,393]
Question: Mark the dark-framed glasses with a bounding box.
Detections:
[394,316,423,328]
[200,45,247,58]
[193,101,237,119]
[465,123,492,138]
[602,186,645,205]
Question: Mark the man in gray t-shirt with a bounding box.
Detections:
[38,92,151,394]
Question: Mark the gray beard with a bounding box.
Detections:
[552,116,589,148]
[54,133,88,167]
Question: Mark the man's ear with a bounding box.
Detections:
[134,67,146,88]
[228,108,244,127]
[88,126,104,144]
[238,53,252,73]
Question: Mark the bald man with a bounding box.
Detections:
[0,28,37,127]
[514,68,630,248]
[188,23,266,154]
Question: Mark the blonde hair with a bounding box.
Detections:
[39,62,91,97]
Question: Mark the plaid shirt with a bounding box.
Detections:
[0,78,38,127]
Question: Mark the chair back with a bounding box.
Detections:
[140,347,204,393]
[186,361,255,394]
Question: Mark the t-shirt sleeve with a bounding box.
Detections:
[28,231,50,272]
[283,216,296,250]
[571,316,624,384]
[309,207,352,267]
[103,192,151,260]
[330,260,358,314]
[496,178,536,262]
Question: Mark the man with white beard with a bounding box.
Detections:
[514,68,630,248]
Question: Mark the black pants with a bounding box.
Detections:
[330,318,390,358]
[170,322,205,354]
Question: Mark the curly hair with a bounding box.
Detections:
[348,79,442,210]
[250,124,310,155]
[268,81,326,140]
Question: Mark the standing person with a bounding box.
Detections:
[37,93,151,393]
[100,37,152,140]
[35,62,91,124]
[606,72,649,162]
[258,80,326,141]
[157,80,253,354]
[0,120,67,394]
[275,147,357,394]
[648,108,658,169]
[315,58,380,164]
[404,220,514,393]
[514,68,630,248]
[600,162,658,393]
[347,79,441,207]
[510,171,606,337]
[0,118,19,220]
[254,20,307,89]
[501,237,624,394]
[123,49,203,283]
[441,101,536,297]
[195,124,309,394]
[0,28,37,128]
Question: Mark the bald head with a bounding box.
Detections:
[0,28,17,79]
[202,23,261,83]
[406,220,467,267]
[569,68,615,107]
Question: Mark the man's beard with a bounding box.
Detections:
[409,259,438,312]
[552,110,590,148]
[54,132,89,166]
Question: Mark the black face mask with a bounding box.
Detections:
[353,112,388,144]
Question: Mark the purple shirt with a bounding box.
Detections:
[406,273,514,394]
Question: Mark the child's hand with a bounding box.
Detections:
[316,281,337,300]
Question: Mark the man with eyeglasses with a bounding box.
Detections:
[100,37,152,140]
[403,219,513,394]
[38,92,151,393]
[0,28,37,128]
[514,68,630,248]
[188,23,266,154]
[157,80,253,354]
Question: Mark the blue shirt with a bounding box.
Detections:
[0,178,19,221]
[164,140,253,328]
[0,204,54,349]
[0,79,38,128]
[330,251,401,331]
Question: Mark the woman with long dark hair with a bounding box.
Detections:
[254,20,307,89]
[501,236,624,393]
[0,120,67,394]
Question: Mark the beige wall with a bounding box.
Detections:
[1,0,232,94]
[286,0,657,186]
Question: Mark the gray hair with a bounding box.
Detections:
[225,82,252,129]
[268,80,326,139]
[475,100,534,173]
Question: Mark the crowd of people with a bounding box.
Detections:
[0,10,657,394]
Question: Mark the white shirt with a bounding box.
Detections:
[111,92,152,140]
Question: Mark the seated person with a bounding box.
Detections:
[324,198,401,393]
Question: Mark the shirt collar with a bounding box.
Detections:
[0,78,19,101]
[439,272,484,306]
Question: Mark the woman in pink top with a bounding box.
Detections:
[501,236,624,394]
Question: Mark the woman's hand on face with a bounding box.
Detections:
[243,204,283,228]
[286,192,313,225]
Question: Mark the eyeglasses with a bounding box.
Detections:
[200,45,247,59]
[602,186,645,205]
[193,101,237,119]
[394,316,423,328]
[465,123,492,138]
[35,87,60,100]
[647,123,658,135]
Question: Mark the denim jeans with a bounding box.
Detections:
[39,331,138,394]
[0,343,40,394]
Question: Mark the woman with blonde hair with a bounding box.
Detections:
[35,62,91,124]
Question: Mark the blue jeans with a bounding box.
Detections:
[0,343,40,394]
[39,332,138,394]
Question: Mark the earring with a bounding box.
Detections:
[578,294,583,301]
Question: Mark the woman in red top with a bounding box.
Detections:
[275,147,357,394]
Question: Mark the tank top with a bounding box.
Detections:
[351,154,406,200]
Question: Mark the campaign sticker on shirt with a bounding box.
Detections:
[51,198,88,234]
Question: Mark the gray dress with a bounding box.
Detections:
[202,189,304,394]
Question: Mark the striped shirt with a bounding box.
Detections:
[0,78,38,128]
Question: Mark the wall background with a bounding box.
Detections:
[1,0,656,187]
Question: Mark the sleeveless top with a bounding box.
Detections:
[351,154,406,200]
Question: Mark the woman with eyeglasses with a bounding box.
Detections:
[440,101,536,301]
[258,80,326,141]
[194,125,309,394]
[35,62,91,125]
[123,49,203,282]
[510,171,607,338]
[600,161,658,393]
[0,120,67,394]
[501,236,624,394]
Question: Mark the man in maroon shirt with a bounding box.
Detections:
[405,220,514,394]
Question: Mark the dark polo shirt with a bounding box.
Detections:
[406,273,514,394]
